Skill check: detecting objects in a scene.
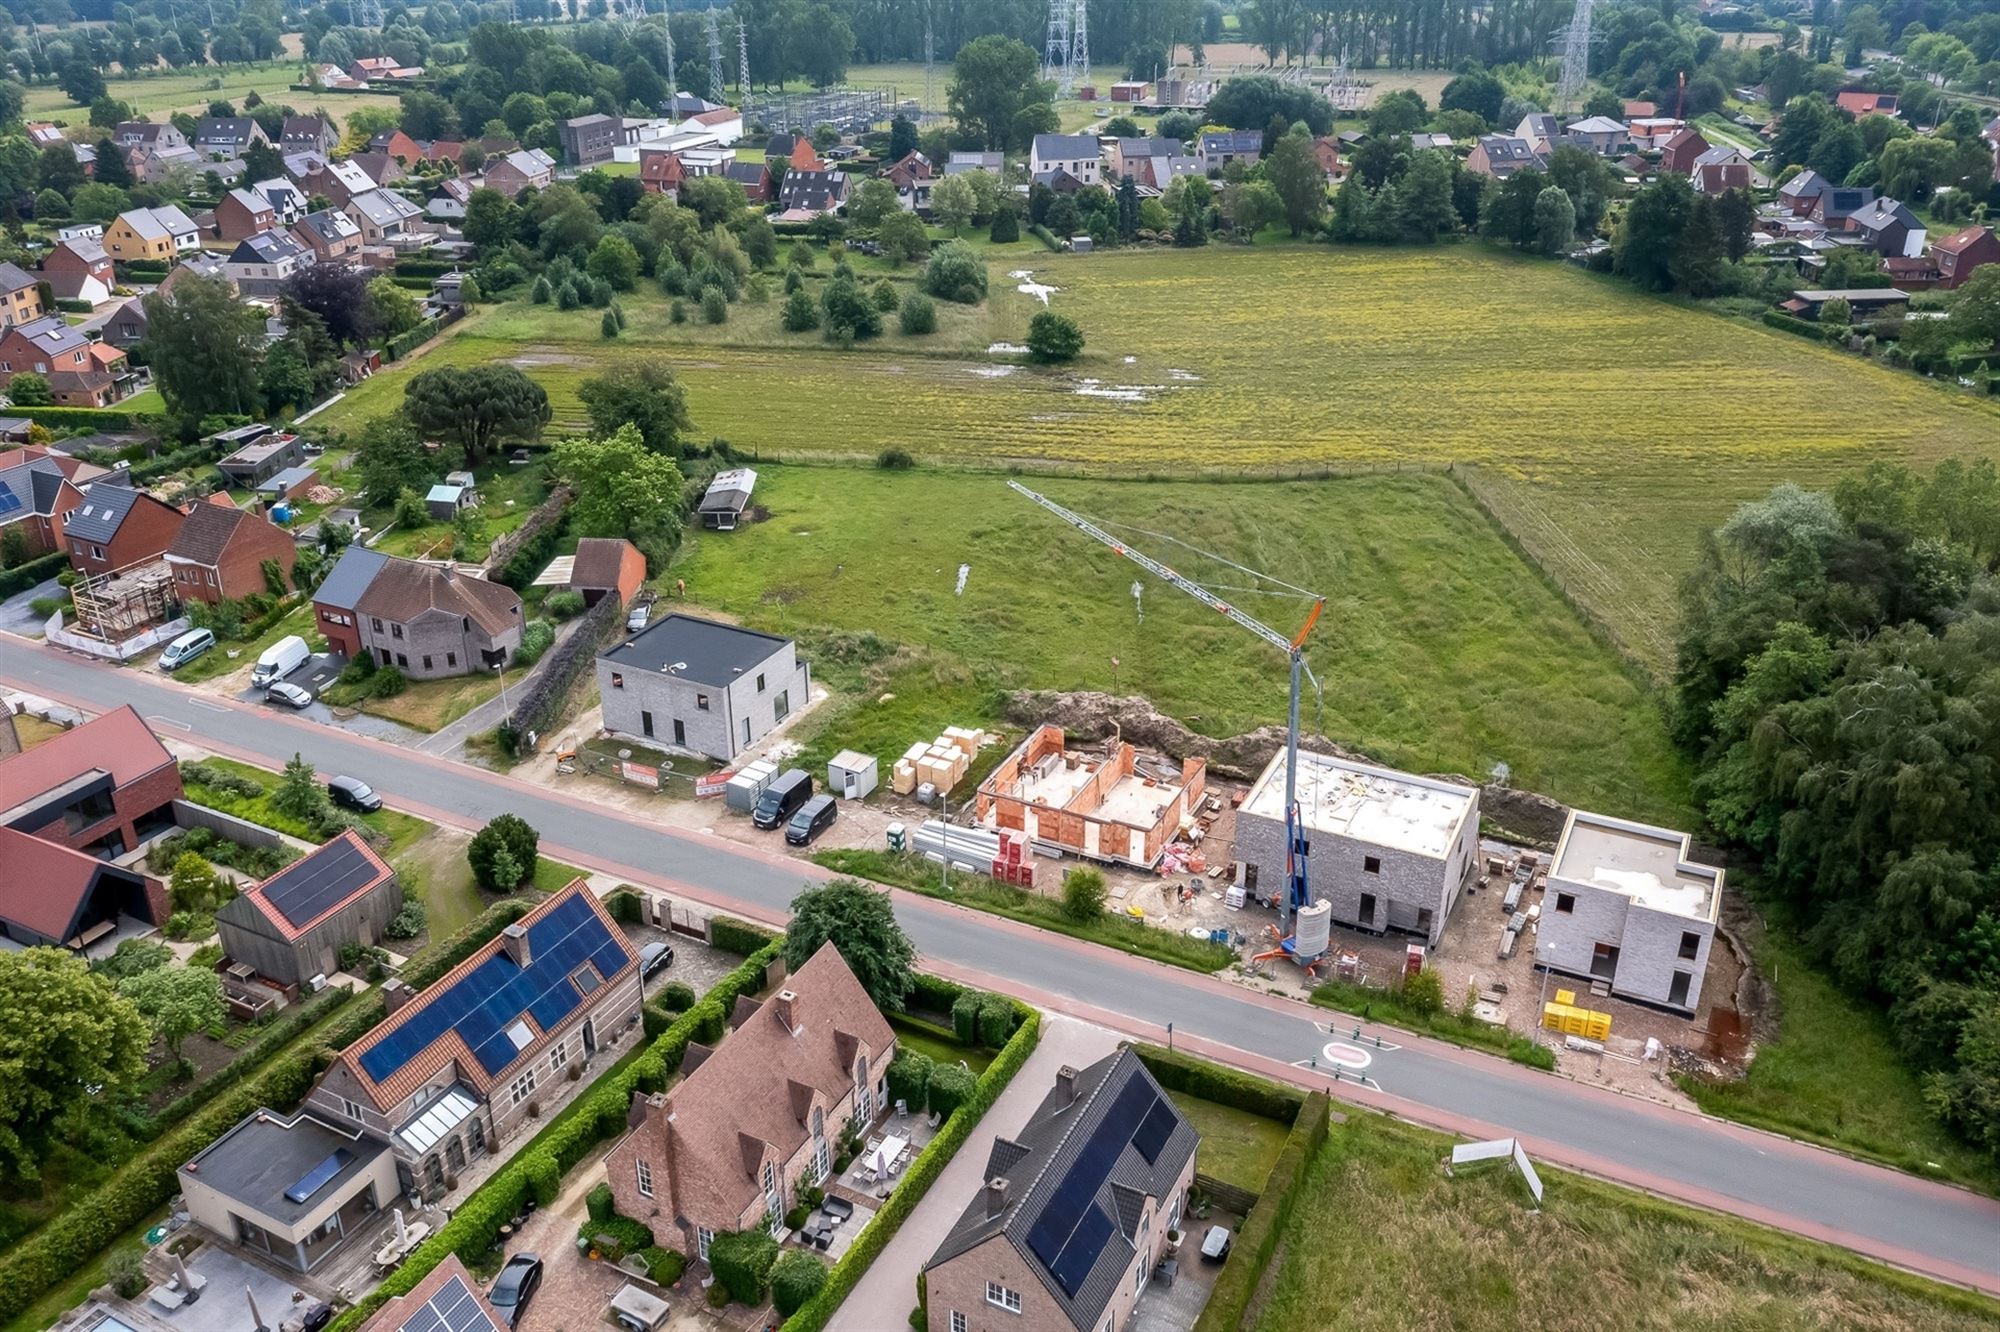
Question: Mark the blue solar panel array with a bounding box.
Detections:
[358,893,628,1085]
[0,484,21,516]
[1024,1075,1160,1295]
[399,1275,500,1332]
[1133,1097,1178,1165]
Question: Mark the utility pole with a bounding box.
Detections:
[1008,482,1325,931]
[705,5,724,105]
[663,12,676,99]
[1068,0,1089,97]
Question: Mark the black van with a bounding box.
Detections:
[785,794,838,846]
[752,769,813,830]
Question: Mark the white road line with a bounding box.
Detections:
[1290,1058,1384,1092]
[186,699,230,713]
[146,715,192,732]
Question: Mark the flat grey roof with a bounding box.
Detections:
[599,612,792,687]
[182,1109,387,1226]
[1553,812,1721,921]
[1243,748,1475,859]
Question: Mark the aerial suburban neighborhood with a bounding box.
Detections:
[2,4,2000,1332]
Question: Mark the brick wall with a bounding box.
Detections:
[26,762,184,857]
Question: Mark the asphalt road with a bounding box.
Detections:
[6,633,2000,1295]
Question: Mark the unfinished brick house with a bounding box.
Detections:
[975,725,1205,870]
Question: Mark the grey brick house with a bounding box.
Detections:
[1234,750,1479,947]
[344,555,524,680]
[597,613,809,761]
[1534,810,1722,1013]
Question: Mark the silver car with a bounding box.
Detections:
[265,681,314,709]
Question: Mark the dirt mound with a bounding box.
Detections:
[1003,689,1569,845]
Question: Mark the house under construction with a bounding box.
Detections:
[69,558,177,642]
[975,724,1205,870]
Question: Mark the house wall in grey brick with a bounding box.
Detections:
[597,644,810,762]
[1234,798,1477,948]
[359,606,522,680]
[1536,880,1712,1011]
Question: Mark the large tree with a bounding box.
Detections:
[401,365,550,466]
[139,274,265,436]
[119,964,225,1064]
[1264,126,1327,236]
[0,949,149,1181]
[281,262,377,347]
[576,358,694,457]
[948,36,1045,152]
[552,424,686,545]
[353,415,437,504]
[783,879,914,1011]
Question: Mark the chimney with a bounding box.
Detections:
[382,978,416,1014]
[502,922,532,968]
[442,559,458,580]
[1055,1065,1079,1106]
[984,1176,1010,1218]
[773,989,799,1033]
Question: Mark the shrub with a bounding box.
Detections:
[669,298,687,324]
[369,665,408,699]
[771,1250,829,1316]
[1401,967,1445,1016]
[710,915,778,956]
[781,287,820,332]
[543,588,586,620]
[885,1049,934,1111]
[709,1229,779,1304]
[639,1246,684,1285]
[524,1149,560,1207]
[385,897,427,940]
[606,889,642,923]
[898,290,936,335]
[872,278,901,312]
[468,814,539,891]
[1132,1044,1304,1123]
[583,1214,653,1259]
[102,1247,146,1299]
[659,979,697,1011]
[1026,311,1084,363]
[876,447,915,470]
[927,1062,977,1120]
[922,240,987,303]
[950,990,983,1045]
[977,993,1015,1049]
[701,287,729,324]
[1060,867,1106,922]
[586,1181,615,1224]
[514,619,556,668]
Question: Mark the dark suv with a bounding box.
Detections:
[326,775,383,813]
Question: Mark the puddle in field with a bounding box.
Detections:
[966,365,1019,378]
[988,341,1029,355]
[1009,269,1060,304]
[1072,379,1162,402]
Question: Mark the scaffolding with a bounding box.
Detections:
[753,87,894,134]
[69,558,178,642]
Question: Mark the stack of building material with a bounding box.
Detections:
[892,727,984,797]
[724,759,778,813]
[912,819,1000,873]
[991,828,1034,889]
[892,741,928,796]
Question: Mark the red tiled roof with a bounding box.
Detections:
[1933,225,1995,256]
[356,1256,509,1332]
[0,705,174,817]
[239,829,394,940]
[0,826,111,938]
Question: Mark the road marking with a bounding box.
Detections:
[1290,1058,1383,1092]
[1320,1040,1374,1071]
[186,699,229,713]
[1323,1021,1402,1052]
[146,714,192,732]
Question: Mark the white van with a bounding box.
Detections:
[251,634,311,689]
[159,628,215,671]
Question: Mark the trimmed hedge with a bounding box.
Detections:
[710,914,779,957]
[1761,309,1833,341]
[710,1229,779,1303]
[127,438,224,486]
[499,592,620,755]
[1132,1042,1305,1125]
[771,1249,830,1315]
[1192,1091,1331,1332]
[0,550,68,599]
[329,940,784,1332]
[1029,222,1063,252]
[11,405,167,433]
[488,486,570,589]
[779,1001,1042,1332]
[903,971,967,1018]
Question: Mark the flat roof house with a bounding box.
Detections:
[179,1107,397,1273]
[217,830,402,989]
[1536,810,1723,1012]
[597,613,811,761]
[215,425,305,487]
[0,704,182,859]
[922,1048,1196,1332]
[604,942,896,1260]
[305,882,642,1196]
[976,725,1206,871]
[1234,749,1479,947]
[164,501,297,604]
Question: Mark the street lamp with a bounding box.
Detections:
[493,658,511,714]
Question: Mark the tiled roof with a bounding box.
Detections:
[296,209,361,243]
[348,188,422,227]
[1934,224,1996,256]
[8,313,88,357]
[165,501,263,566]
[0,705,174,817]
[356,1255,508,1332]
[569,537,642,592]
[228,230,309,265]
[0,826,130,941]
[354,557,521,637]
[1034,133,1101,160]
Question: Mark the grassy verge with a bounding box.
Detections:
[816,848,1237,973]
[1166,1090,1291,1195]
[1252,1112,2000,1331]
[323,670,504,733]
[1309,979,1556,1070]
[186,755,430,856]
[1677,928,1999,1194]
[166,599,318,685]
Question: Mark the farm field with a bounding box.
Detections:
[316,246,2000,669]
[1252,1113,2000,1332]
[666,467,1689,820]
[21,61,399,123]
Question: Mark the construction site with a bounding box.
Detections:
[974,724,1208,871]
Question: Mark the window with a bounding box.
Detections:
[635,1158,653,1198]
[697,1227,714,1260]
[696,693,710,711]
[396,653,409,668]
[422,655,433,671]
[1555,893,1575,914]
[371,617,383,632]
[811,1107,829,1183]
[379,647,392,665]
[950,1314,967,1332]
[1678,931,1701,961]
[338,1096,365,1122]
[756,672,766,692]
[509,1068,537,1106]
[774,689,790,721]
[986,1282,1022,1313]
[611,673,624,689]
[91,545,104,561]
[447,652,457,667]
[549,1040,567,1071]
[391,623,403,639]
[1363,855,1381,874]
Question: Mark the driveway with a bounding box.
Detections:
[0,577,59,637]
[827,1016,1122,1330]
[220,652,428,743]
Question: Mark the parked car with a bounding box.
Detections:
[299,1303,334,1332]
[489,1253,543,1327]
[627,601,651,632]
[751,768,813,830]
[639,940,675,978]
[265,681,314,709]
[250,633,311,688]
[785,793,838,846]
[1200,1225,1232,1262]
[327,775,382,812]
[159,628,215,671]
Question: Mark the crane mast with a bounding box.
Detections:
[1007,481,1324,928]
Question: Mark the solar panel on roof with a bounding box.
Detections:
[0,488,20,515]
[1048,1202,1116,1297]
[402,1307,442,1332]
[1026,1076,1159,1270]
[284,1147,352,1204]
[261,836,378,927]
[1133,1098,1177,1164]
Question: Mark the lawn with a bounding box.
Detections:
[22,61,400,122]
[887,1018,995,1077]
[188,755,430,857]
[303,246,2000,673]
[1253,1113,2000,1332]
[11,714,67,749]
[1165,1090,1290,1195]
[365,455,552,563]
[165,599,319,685]
[669,468,1689,821]
[1679,925,2000,1194]
[327,669,504,734]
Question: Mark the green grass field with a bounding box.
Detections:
[309,246,2000,672]
[1166,1090,1290,1194]
[22,61,399,124]
[1254,1114,2000,1331]
[672,467,1688,819]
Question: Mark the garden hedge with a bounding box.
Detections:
[11,406,166,432]
[499,592,619,754]
[903,970,967,1019]
[710,1229,779,1303]
[1760,309,1833,342]
[328,940,784,1332]
[1132,1043,1305,1124]
[771,1249,830,1315]
[1191,1091,1331,1332]
[709,914,779,957]
[0,551,68,599]
[132,986,354,1139]
[779,1001,1041,1332]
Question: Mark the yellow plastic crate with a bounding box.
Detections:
[1541,1000,1611,1042]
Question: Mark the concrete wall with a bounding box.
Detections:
[598,645,809,762]
[171,798,285,849]
[1236,804,1476,948]
[1535,881,1712,1011]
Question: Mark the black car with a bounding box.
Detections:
[639,941,675,978]
[326,775,383,813]
[489,1253,543,1327]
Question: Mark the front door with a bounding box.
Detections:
[1669,970,1692,1007]
[583,1017,597,1056]
[1591,943,1620,981]
[641,710,654,738]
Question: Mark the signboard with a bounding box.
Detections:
[695,770,733,798]
[621,761,660,789]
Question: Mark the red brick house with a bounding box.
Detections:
[604,943,896,1261]
[215,187,277,242]
[0,450,85,559]
[164,503,297,604]
[1933,224,2000,289]
[1660,126,1710,175]
[1836,90,1898,117]
[1313,135,1346,182]
[0,704,183,859]
[41,237,115,305]
[723,160,770,201]
[62,481,184,575]
[639,149,686,196]
[568,537,647,609]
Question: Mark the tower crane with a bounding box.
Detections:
[1008,482,1325,929]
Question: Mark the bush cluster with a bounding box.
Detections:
[709,1229,779,1303]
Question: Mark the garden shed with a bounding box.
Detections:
[829,750,877,800]
[425,483,468,521]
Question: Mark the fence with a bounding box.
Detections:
[169,800,288,850]
[45,611,190,661]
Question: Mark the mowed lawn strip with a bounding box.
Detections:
[1253,1113,2000,1332]
[671,468,1689,820]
